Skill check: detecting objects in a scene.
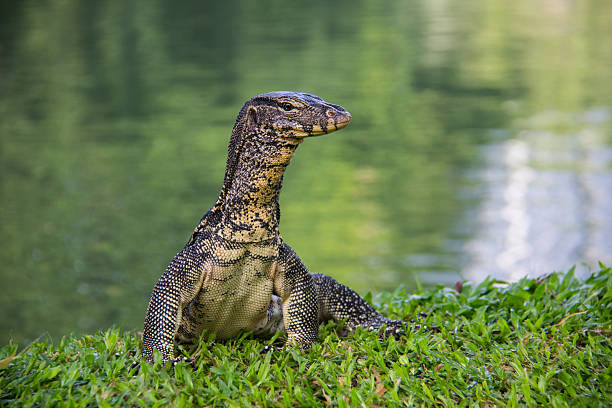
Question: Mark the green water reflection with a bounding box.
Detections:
[1,1,611,343]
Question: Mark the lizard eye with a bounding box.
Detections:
[280,102,295,112]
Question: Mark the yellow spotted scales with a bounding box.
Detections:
[142,92,406,363]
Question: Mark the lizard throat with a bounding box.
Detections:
[217,149,294,242]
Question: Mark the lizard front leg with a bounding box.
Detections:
[142,247,207,363]
[274,243,319,349]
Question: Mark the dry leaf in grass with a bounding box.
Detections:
[372,368,383,384]
[375,383,386,398]
[0,353,16,369]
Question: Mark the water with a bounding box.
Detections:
[464,109,612,282]
[1,0,611,344]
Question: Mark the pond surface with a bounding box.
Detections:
[1,0,611,344]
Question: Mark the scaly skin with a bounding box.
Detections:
[142,92,405,363]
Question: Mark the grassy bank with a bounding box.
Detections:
[1,265,611,407]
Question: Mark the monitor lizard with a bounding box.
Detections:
[142,91,406,363]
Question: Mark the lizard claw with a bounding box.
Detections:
[378,320,408,339]
[172,356,193,367]
[129,360,141,373]
[260,344,280,354]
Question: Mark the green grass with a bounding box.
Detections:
[2,265,611,407]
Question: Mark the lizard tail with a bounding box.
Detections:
[310,273,406,337]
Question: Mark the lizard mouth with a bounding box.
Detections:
[332,111,352,129]
[309,111,352,136]
[275,111,352,138]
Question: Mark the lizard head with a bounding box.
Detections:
[222,92,351,188]
[239,91,352,139]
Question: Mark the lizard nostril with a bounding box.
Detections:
[325,109,336,118]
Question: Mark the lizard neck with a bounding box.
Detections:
[216,129,301,242]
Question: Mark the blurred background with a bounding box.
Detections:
[1,0,611,344]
